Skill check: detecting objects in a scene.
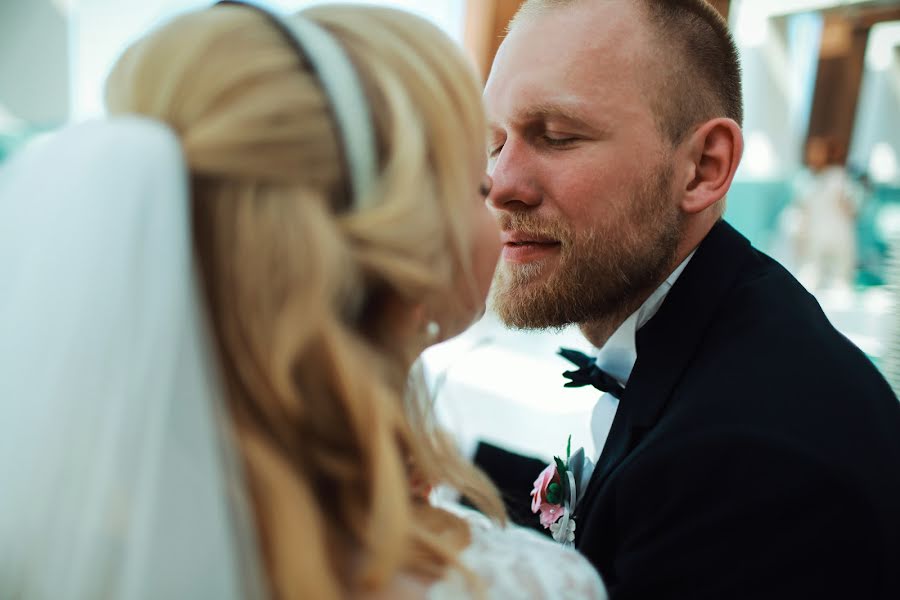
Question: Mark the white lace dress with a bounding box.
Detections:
[428,506,607,599]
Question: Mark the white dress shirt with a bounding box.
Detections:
[590,252,695,460]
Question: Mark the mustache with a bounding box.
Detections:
[496,212,572,244]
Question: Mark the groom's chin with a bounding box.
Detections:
[487,276,571,332]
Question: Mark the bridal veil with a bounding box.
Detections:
[0,117,265,599]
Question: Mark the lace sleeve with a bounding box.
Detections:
[428,506,607,600]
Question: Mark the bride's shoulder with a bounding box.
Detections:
[429,504,607,600]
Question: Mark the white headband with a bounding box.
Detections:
[217,1,377,209]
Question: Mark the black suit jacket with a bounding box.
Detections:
[475,221,900,599]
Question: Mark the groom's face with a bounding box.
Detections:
[484,1,683,329]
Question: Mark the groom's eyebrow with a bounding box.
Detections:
[514,102,609,136]
[519,102,586,125]
[489,102,585,129]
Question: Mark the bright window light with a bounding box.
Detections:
[869,142,899,184]
[742,131,778,179]
[68,0,464,120]
[865,22,900,72]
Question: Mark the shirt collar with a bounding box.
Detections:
[594,251,695,386]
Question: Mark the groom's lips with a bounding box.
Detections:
[501,231,561,264]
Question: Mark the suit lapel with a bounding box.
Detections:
[576,221,756,520]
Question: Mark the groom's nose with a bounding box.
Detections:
[487,138,543,213]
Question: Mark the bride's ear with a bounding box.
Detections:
[385,301,442,349]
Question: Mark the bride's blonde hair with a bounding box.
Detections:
[105,4,504,599]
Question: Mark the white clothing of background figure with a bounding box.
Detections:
[790,165,861,290]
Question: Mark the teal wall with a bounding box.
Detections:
[725,180,794,250]
[726,179,900,286]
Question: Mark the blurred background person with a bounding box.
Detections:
[783,135,862,291]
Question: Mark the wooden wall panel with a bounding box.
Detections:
[804,5,900,166]
[707,0,731,21]
[463,0,524,82]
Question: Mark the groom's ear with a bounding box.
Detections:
[676,118,743,214]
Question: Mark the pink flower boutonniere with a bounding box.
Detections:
[530,435,593,546]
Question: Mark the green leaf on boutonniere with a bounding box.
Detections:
[566,434,572,463]
[554,456,567,479]
[554,456,570,506]
[546,482,562,505]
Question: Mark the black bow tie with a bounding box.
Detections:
[558,347,625,399]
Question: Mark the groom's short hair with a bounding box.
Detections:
[508,0,743,145]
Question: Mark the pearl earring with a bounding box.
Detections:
[425,320,441,341]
